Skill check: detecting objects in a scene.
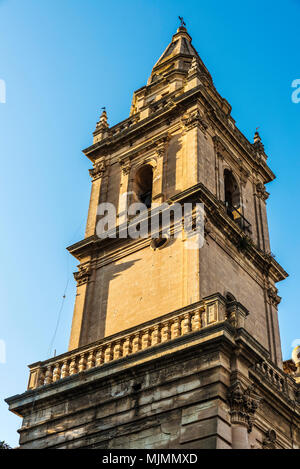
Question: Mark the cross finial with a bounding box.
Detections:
[178,16,186,28]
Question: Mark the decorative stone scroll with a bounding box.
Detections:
[255,182,269,202]
[267,287,282,307]
[119,158,131,176]
[262,429,277,449]
[89,160,106,181]
[181,109,208,133]
[73,264,92,287]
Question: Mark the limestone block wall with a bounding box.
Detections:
[79,237,200,344]
[199,231,281,364]
[9,327,299,449]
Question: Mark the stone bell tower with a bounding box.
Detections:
[6,24,300,449]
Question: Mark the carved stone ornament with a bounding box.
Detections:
[119,158,131,175]
[253,135,267,159]
[89,161,106,180]
[182,109,208,133]
[212,135,227,158]
[187,57,202,77]
[267,287,282,307]
[154,134,170,158]
[262,429,277,449]
[74,265,92,286]
[255,182,269,201]
[227,380,261,433]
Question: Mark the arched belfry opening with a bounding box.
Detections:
[134,164,153,209]
[224,169,240,219]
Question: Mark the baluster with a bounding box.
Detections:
[161,322,170,342]
[182,313,191,334]
[78,354,87,372]
[69,356,78,375]
[152,325,161,345]
[123,337,132,356]
[87,350,95,369]
[37,368,45,387]
[95,347,104,366]
[104,344,112,363]
[44,365,53,385]
[171,318,181,339]
[61,360,69,379]
[256,362,261,372]
[132,333,141,353]
[53,362,61,382]
[113,341,122,360]
[142,329,151,349]
[192,309,201,331]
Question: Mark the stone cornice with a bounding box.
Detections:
[6,320,236,419]
[88,160,106,181]
[23,296,233,392]
[116,131,171,168]
[73,263,92,287]
[7,318,300,430]
[67,182,288,283]
[82,85,275,184]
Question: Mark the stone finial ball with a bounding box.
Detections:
[292,346,300,365]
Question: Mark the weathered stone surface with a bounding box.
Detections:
[6,24,298,450]
[6,326,300,449]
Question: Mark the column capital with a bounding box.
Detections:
[119,157,131,175]
[181,109,208,133]
[74,263,92,287]
[227,380,261,432]
[89,160,106,181]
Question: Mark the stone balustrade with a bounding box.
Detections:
[253,360,287,394]
[27,293,228,390]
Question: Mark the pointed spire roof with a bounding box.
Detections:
[149,25,212,84]
[254,129,264,149]
[96,107,109,130]
[253,128,267,159]
[93,107,109,143]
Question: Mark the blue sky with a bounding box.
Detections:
[0,0,299,446]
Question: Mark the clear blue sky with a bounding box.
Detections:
[0,0,299,447]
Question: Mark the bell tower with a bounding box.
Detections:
[7,24,300,450]
[68,25,285,368]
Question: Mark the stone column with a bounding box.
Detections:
[182,109,208,190]
[254,182,270,252]
[85,160,106,238]
[152,135,169,204]
[68,263,92,350]
[117,158,131,227]
[231,425,249,450]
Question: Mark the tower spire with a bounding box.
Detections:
[94,107,109,143]
[253,128,265,155]
[97,107,108,128]
[147,20,212,85]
